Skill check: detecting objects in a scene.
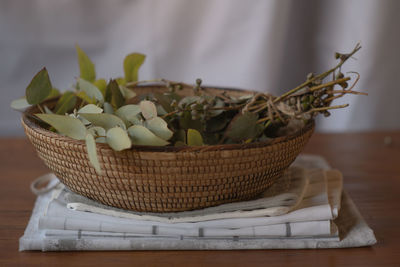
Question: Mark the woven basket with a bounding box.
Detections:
[22,86,314,212]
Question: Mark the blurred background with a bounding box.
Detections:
[1,0,399,136]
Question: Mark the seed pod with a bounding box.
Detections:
[323,111,331,117]
[313,99,321,106]
[196,78,202,86]
[340,82,348,89]
[336,72,344,79]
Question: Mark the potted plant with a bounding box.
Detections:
[12,44,366,212]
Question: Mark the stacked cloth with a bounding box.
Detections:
[19,155,376,251]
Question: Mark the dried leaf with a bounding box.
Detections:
[140,100,157,120]
[76,44,96,82]
[35,113,87,140]
[78,104,103,114]
[145,117,173,140]
[123,53,146,83]
[77,78,104,103]
[187,129,204,146]
[85,133,101,174]
[26,68,52,105]
[80,113,126,130]
[106,127,132,151]
[127,125,169,146]
[54,92,77,115]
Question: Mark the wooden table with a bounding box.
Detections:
[1,132,399,266]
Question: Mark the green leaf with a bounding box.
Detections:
[106,127,132,151]
[47,88,60,99]
[93,79,107,96]
[225,112,263,141]
[103,102,114,114]
[35,113,87,140]
[78,104,103,114]
[105,79,125,109]
[54,92,77,115]
[119,86,136,100]
[123,53,146,83]
[128,125,169,146]
[179,111,203,131]
[115,104,141,125]
[187,129,204,146]
[79,113,126,130]
[76,44,96,82]
[208,98,225,117]
[26,68,52,105]
[145,117,173,140]
[77,78,104,103]
[87,126,106,137]
[85,133,102,174]
[140,100,157,120]
[10,98,31,110]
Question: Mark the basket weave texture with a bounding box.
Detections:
[22,87,314,212]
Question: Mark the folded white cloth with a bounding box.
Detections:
[19,154,376,251]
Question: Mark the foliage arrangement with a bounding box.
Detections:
[12,44,366,173]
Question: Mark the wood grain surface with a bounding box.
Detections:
[1,132,399,266]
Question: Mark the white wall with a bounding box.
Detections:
[1,0,399,136]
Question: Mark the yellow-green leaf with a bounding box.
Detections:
[35,113,87,140]
[145,117,173,140]
[79,113,126,130]
[93,79,107,96]
[106,127,131,151]
[123,53,145,83]
[46,88,60,99]
[26,68,52,105]
[85,133,102,174]
[139,100,157,120]
[76,91,96,104]
[76,44,96,82]
[187,129,204,146]
[77,78,104,103]
[54,92,77,115]
[127,125,169,146]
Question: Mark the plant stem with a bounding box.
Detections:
[273,43,361,103]
[37,104,45,114]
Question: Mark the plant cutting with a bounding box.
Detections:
[12,44,366,212]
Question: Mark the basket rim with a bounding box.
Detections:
[22,86,315,153]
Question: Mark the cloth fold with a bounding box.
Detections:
[19,154,376,251]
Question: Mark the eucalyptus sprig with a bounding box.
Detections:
[12,43,366,173]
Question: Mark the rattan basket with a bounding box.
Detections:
[22,86,314,212]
